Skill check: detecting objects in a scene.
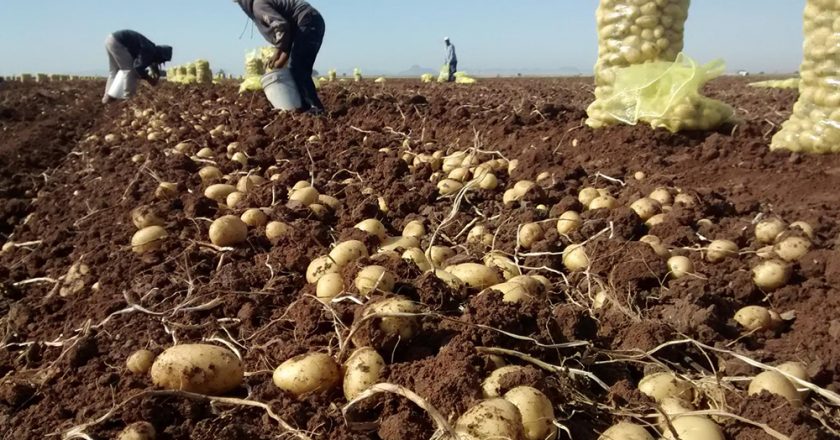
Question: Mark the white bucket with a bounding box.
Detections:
[107,70,137,100]
[261,69,301,111]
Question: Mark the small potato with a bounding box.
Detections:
[273,353,340,398]
[155,182,178,200]
[343,347,385,400]
[402,248,433,272]
[118,421,156,440]
[455,398,524,440]
[355,219,387,240]
[777,362,811,399]
[151,344,243,395]
[309,203,328,218]
[774,235,811,262]
[589,195,618,210]
[292,180,311,190]
[706,240,738,263]
[437,179,464,196]
[241,208,268,227]
[638,372,694,403]
[752,260,792,291]
[667,256,693,279]
[633,171,646,181]
[578,187,600,207]
[363,296,421,339]
[755,218,786,244]
[329,240,369,267]
[598,422,653,440]
[432,269,465,290]
[236,175,265,193]
[630,198,661,221]
[484,252,521,280]
[131,206,165,230]
[316,273,344,302]
[488,282,531,303]
[131,226,167,254]
[355,265,396,295]
[734,305,773,332]
[790,221,814,239]
[513,180,536,197]
[225,191,245,209]
[379,236,420,252]
[204,184,237,203]
[198,166,223,183]
[645,213,667,227]
[503,386,557,440]
[289,186,319,206]
[446,263,501,290]
[306,256,340,284]
[209,215,248,247]
[402,220,426,238]
[748,371,802,407]
[467,224,491,245]
[556,211,582,235]
[318,194,341,210]
[448,167,471,182]
[266,221,290,240]
[518,223,544,249]
[427,245,455,267]
[563,244,589,272]
[536,171,551,182]
[502,188,519,205]
[482,365,530,398]
[662,416,724,440]
[478,172,498,190]
[674,193,696,207]
[196,147,214,158]
[231,152,248,166]
[126,349,156,374]
[649,187,673,206]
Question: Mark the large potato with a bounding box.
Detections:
[329,240,369,267]
[503,386,557,440]
[662,416,724,440]
[598,422,653,440]
[355,265,396,295]
[748,371,803,407]
[343,347,385,400]
[273,352,340,397]
[446,263,501,290]
[455,398,525,440]
[638,372,694,402]
[209,215,248,246]
[204,184,237,203]
[482,365,530,398]
[131,226,167,254]
[150,344,243,395]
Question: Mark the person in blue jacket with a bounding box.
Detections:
[445,37,458,82]
[103,30,172,104]
[234,0,326,115]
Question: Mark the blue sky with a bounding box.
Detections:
[0,0,805,76]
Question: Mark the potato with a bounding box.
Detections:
[557,211,582,235]
[289,186,319,205]
[482,365,530,398]
[529,275,552,293]
[438,179,464,195]
[329,240,369,267]
[379,236,420,252]
[734,306,773,332]
[118,421,156,440]
[748,371,802,407]
[468,225,493,245]
[364,296,421,339]
[226,142,241,158]
[402,248,433,272]
[315,273,344,303]
[427,245,455,267]
[131,206,165,230]
[355,265,396,295]
[752,260,792,290]
[478,172,499,190]
[755,218,786,244]
[446,263,501,290]
[343,347,385,400]
[196,147,214,159]
[150,344,243,395]
[402,220,426,238]
[126,349,156,374]
[455,398,524,440]
[131,226,167,254]
[706,239,738,263]
[273,353,340,398]
[132,154,145,163]
[507,275,544,295]
[487,282,531,303]
[266,221,290,240]
[667,256,693,279]
[198,166,223,183]
[209,215,248,247]
[638,372,694,402]
[790,221,815,239]
[484,252,521,280]
[589,195,618,210]
[236,175,265,193]
[658,397,694,426]
[155,182,178,200]
[563,244,590,272]
[630,198,661,221]
[231,152,248,166]
[774,235,811,261]
[432,269,465,290]
[355,219,387,240]
[674,193,696,207]
[204,184,237,203]
[306,256,339,284]
[448,167,471,182]
[507,159,519,174]
[241,208,268,227]
[513,180,536,197]
[292,180,311,190]
[578,187,600,207]
[225,191,245,209]
[777,362,810,399]
[318,194,341,211]
[309,203,329,218]
[645,213,667,227]
[662,416,724,440]
[649,187,673,206]
[598,422,653,440]
[519,223,544,249]
[502,189,519,205]
[503,386,556,440]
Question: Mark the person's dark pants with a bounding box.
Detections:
[448,62,457,82]
[290,12,326,112]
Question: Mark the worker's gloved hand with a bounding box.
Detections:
[271,50,290,70]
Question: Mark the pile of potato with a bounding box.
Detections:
[771,0,840,153]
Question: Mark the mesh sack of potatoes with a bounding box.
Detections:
[771,0,840,153]
[239,49,266,93]
[194,60,213,84]
[586,0,735,132]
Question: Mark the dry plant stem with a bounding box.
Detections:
[60,390,311,440]
[477,346,609,391]
[342,383,458,439]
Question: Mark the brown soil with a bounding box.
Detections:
[1,77,839,440]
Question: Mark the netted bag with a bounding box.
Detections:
[771,0,840,153]
[328,69,337,82]
[437,65,449,82]
[240,49,266,93]
[354,68,363,82]
[194,60,213,84]
[421,73,435,83]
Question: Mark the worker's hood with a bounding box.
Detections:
[156,45,173,63]
[235,0,256,19]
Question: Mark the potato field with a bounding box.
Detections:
[1,77,840,440]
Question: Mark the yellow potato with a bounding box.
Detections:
[273,353,340,398]
[150,344,243,395]
[445,263,501,290]
[131,226,167,254]
[209,215,248,247]
[455,399,524,440]
[343,347,385,400]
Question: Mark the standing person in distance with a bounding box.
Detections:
[103,30,172,104]
[445,37,458,82]
[233,0,326,115]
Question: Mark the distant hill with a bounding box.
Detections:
[397,65,437,77]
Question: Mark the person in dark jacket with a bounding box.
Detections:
[103,30,172,104]
[234,0,326,114]
[445,37,458,82]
